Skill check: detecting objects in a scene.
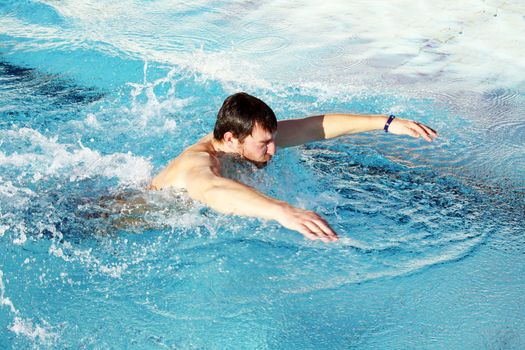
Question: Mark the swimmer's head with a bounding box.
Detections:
[214,92,277,165]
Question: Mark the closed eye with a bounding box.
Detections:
[260,137,274,144]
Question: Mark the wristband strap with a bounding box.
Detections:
[384,114,396,132]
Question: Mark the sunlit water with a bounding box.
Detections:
[1,1,524,349]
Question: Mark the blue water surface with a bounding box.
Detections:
[0,1,524,349]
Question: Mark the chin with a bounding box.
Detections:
[242,153,272,168]
[246,156,271,169]
[252,160,269,169]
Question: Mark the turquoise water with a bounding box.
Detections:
[1,1,524,349]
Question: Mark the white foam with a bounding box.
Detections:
[99,263,128,278]
[0,270,17,314]
[4,0,522,92]
[337,237,401,252]
[85,113,100,128]
[0,178,35,203]
[0,128,152,185]
[10,317,58,345]
[126,65,193,128]
[12,231,27,245]
[0,184,31,243]
[1,270,58,345]
[48,238,129,278]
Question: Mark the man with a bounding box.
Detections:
[149,92,438,242]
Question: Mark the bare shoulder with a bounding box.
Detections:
[149,134,218,190]
[180,141,219,170]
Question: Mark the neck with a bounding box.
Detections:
[211,138,235,155]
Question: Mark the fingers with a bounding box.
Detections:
[413,122,438,142]
[298,225,320,241]
[406,127,420,139]
[302,220,331,242]
[411,123,432,142]
[300,212,339,242]
[417,122,439,138]
[279,205,339,243]
[391,118,438,142]
[311,215,338,241]
[401,121,437,142]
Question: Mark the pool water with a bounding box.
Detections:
[1,1,524,349]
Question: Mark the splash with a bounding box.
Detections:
[0,128,152,185]
[0,270,58,346]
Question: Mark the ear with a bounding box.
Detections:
[223,132,239,150]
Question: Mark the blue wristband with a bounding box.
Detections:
[384,115,396,132]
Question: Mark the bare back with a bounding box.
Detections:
[149,134,220,190]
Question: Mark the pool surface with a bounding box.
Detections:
[1,1,524,349]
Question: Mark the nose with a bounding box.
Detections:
[267,142,276,156]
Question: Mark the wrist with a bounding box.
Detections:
[383,115,396,132]
[371,115,389,131]
[271,201,292,223]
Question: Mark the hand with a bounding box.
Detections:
[276,204,338,242]
[388,118,438,142]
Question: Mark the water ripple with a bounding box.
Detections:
[264,141,519,293]
[235,36,290,54]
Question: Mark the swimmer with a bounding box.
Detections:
[149,92,438,242]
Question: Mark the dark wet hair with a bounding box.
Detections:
[213,92,277,142]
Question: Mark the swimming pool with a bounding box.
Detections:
[1,1,524,348]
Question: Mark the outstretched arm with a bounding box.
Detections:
[275,113,438,148]
[184,152,338,242]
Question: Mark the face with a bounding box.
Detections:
[237,123,277,167]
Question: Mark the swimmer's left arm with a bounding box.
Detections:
[275,114,438,148]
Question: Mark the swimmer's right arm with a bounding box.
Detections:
[184,160,338,242]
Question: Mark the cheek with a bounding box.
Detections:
[250,144,266,155]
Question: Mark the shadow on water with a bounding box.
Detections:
[0,60,104,131]
[19,181,196,243]
[300,141,524,262]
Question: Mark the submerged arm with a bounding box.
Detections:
[275,113,438,148]
[184,153,337,242]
